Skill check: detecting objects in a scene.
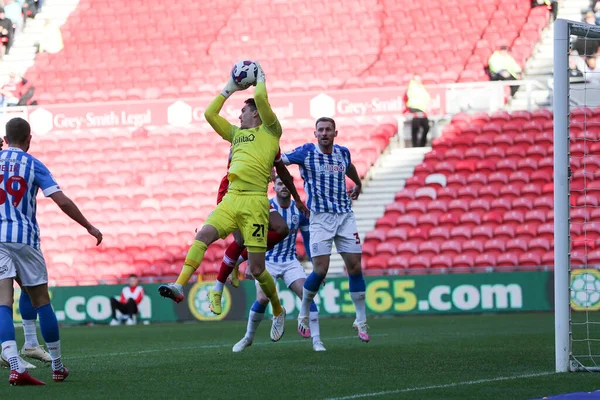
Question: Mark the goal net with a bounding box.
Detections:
[554,19,600,372]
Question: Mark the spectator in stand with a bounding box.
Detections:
[22,0,38,24]
[585,10,598,25]
[488,45,523,96]
[0,8,13,58]
[109,275,145,326]
[0,72,37,106]
[3,0,23,35]
[404,75,431,148]
[569,49,585,79]
[37,18,63,54]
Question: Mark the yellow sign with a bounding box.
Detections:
[571,269,600,311]
[188,282,231,321]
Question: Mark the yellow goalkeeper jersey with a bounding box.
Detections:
[204,82,282,193]
[227,124,280,192]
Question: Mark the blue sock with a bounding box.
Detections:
[0,305,16,342]
[348,272,366,292]
[251,301,267,314]
[310,301,318,312]
[304,272,325,292]
[19,292,37,320]
[36,304,59,343]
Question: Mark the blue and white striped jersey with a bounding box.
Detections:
[0,148,61,249]
[266,197,309,263]
[281,143,352,213]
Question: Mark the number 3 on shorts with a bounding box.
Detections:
[252,224,266,237]
[353,233,360,244]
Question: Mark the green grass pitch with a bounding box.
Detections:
[1,313,598,399]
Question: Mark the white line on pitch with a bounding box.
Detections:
[325,371,556,400]
[67,333,388,360]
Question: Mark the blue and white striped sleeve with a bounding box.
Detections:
[281,144,311,166]
[340,145,352,165]
[33,159,61,197]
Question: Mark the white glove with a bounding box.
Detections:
[254,61,266,84]
[221,75,244,99]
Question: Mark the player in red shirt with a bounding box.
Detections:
[210,148,308,312]
[109,274,145,326]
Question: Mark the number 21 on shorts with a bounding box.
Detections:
[252,224,265,237]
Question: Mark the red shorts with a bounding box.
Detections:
[216,175,229,205]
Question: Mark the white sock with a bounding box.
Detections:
[245,310,264,341]
[213,280,224,292]
[309,311,321,343]
[22,319,40,348]
[300,288,317,318]
[2,340,24,373]
[46,340,63,371]
[350,291,367,323]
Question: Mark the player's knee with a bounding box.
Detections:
[233,232,245,247]
[344,254,362,274]
[196,225,219,245]
[257,292,268,304]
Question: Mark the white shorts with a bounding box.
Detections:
[0,243,48,286]
[309,212,362,257]
[255,259,307,288]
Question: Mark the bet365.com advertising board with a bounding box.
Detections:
[12,272,557,324]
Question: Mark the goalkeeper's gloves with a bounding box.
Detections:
[221,75,244,99]
[254,61,266,84]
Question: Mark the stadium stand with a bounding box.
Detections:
[30,120,396,285]
[364,107,595,274]
[23,0,548,103]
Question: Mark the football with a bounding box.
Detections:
[571,272,600,308]
[231,60,258,89]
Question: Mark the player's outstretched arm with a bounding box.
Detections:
[274,159,309,218]
[253,62,282,136]
[49,192,103,245]
[346,162,362,201]
[204,95,234,142]
[205,75,245,141]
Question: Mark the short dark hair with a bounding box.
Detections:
[128,274,138,279]
[5,118,30,145]
[244,98,257,111]
[315,117,336,131]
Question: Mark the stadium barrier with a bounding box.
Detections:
[11,272,564,324]
[0,80,546,136]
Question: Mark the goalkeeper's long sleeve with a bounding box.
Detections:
[254,82,282,136]
[205,94,233,142]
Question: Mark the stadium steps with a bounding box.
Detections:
[512,0,590,110]
[328,145,430,274]
[0,0,79,80]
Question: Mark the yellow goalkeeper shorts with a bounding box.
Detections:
[204,190,269,250]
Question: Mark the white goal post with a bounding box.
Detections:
[554,18,600,373]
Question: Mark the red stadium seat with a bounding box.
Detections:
[396,215,418,229]
[387,256,409,270]
[430,254,453,270]
[375,242,397,257]
[497,253,519,268]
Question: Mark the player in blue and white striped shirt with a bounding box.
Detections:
[282,117,369,343]
[233,175,325,352]
[0,118,102,385]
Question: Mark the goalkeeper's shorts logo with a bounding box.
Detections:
[188,282,232,321]
[570,269,600,311]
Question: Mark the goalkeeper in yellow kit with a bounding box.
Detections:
[158,62,286,341]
